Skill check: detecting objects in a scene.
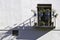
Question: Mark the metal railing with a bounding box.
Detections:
[0,15,36,31]
[0,11,58,40]
[0,15,36,40]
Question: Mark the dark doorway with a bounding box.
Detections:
[37,4,52,26]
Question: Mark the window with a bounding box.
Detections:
[12,30,19,36]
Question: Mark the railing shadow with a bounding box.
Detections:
[0,16,34,40]
[0,30,11,40]
[17,26,55,40]
[0,26,55,40]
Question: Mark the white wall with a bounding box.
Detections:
[0,0,60,40]
[0,0,22,29]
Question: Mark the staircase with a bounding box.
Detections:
[0,15,36,40]
[0,11,56,40]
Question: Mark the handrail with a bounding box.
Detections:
[3,15,35,30]
[1,11,57,30]
[18,16,34,26]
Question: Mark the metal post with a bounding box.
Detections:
[30,19,31,26]
[23,22,25,30]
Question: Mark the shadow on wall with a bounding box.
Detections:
[0,26,55,40]
[17,27,54,40]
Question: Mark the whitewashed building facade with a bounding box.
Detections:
[0,0,60,40]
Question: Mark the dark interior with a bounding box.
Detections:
[37,4,52,26]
